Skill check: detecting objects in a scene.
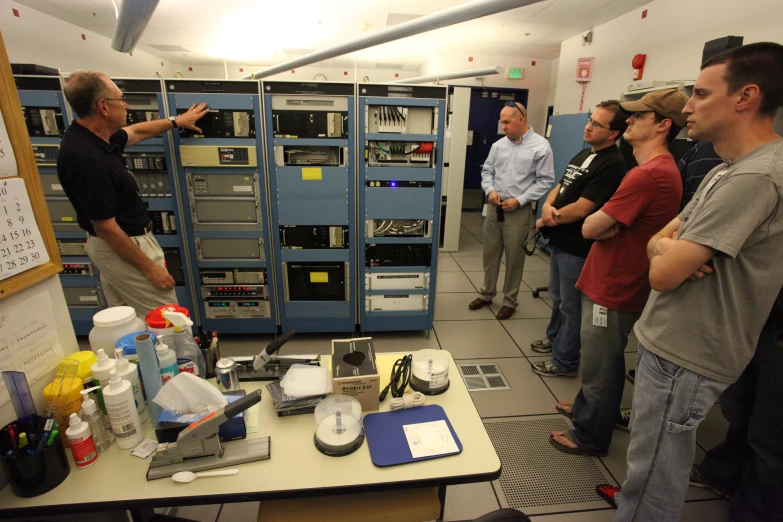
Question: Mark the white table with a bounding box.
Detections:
[0,351,501,520]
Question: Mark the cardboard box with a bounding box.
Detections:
[331,337,380,412]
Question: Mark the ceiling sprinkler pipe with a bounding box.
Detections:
[389,66,504,84]
[111,0,160,53]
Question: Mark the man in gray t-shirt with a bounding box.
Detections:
[613,42,783,522]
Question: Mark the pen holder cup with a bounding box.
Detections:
[1,425,70,498]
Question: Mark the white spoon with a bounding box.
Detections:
[171,469,239,483]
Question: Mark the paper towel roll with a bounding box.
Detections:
[135,333,163,426]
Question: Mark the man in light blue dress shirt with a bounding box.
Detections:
[469,102,555,319]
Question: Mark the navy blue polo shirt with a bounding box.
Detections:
[57,121,149,236]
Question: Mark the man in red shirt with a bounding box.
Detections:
[546,89,687,457]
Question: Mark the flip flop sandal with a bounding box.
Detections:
[596,484,620,508]
[555,403,574,418]
[548,430,608,457]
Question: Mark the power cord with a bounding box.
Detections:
[379,354,412,402]
[390,392,425,410]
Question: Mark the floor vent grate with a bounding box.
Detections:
[459,363,510,391]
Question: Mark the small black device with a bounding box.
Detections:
[702,36,744,65]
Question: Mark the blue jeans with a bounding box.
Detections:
[696,321,783,522]
[614,344,729,522]
[547,248,585,371]
[571,296,640,453]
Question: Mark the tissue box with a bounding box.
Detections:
[331,337,380,412]
[154,391,247,443]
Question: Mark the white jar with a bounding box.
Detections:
[89,307,146,358]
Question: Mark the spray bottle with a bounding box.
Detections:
[79,386,113,452]
[102,369,144,449]
[162,311,206,378]
[65,412,98,468]
[156,342,179,384]
[114,348,148,423]
[90,348,116,415]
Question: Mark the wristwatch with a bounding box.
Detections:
[168,116,178,130]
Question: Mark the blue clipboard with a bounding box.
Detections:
[363,404,462,467]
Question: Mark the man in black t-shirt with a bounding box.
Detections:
[529,101,627,377]
[58,70,207,317]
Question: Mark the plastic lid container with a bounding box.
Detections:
[313,396,364,456]
[67,350,98,383]
[280,364,331,399]
[93,306,138,328]
[145,304,190,330]
[116,331,156,356]
[410,349,450,395]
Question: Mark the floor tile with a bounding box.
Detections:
[522,271,551,292]
[172,505,221,522]
[460,232,481,245]
[434,292,496,321]
[451,243,485,257]
[541,297,554,309]
[523,255,551,272]
[444,481,500,521]
[454,256,487,272]
[530,509,615,521]
[681,499,730,521]
[527,355,583,404]
[459,358,558,417]
[369,330,441,353]
[625,329,639,352]
[437,271,477,293]
[501,319,556,357]
[434,320,522,359]
[461,212,484,225]
[437,254,462,272]
[463,225,485,235]
[219,501,260,521]
[696,404,730,452]
[464,271,504,293]
[488,293,553,319]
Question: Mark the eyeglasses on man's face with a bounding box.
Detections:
[504,101,526,117]
[101,96,128,105]
[585,117,608,130]
[628,111,658,121]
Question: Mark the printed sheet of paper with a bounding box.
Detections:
[403,420,459,459]
[0,109,18,178]
[0,291,64,407]
[0,177,50,280]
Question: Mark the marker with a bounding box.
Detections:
[47,430,58,446]
[7,425,16,449]
[18,432,27,449]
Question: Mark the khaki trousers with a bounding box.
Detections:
[86,232,178,319]
[478,203,533,308]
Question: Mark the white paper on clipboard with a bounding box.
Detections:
[0,109,18,178]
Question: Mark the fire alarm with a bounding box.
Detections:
[632,54,646,80]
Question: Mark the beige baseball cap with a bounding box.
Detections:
[620,88,689,128]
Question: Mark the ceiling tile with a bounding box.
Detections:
[486,0,555,22]
[529,0,615,24]
[515,44,561,58]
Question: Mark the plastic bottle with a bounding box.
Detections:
[90,349,117,416]
[65,412,99,468]
[162,311,206,378]
[89,306,146,356]
[79,386,113,452]
[145,304,190,348]
[43,377,84,447]
[102,370,144,449]
[114,348,148,423]
[156,342,179,384]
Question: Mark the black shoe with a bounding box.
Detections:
[615,408,632,431]
[626,369,636,384]
[689,464,732,498]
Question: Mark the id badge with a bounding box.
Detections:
[592,304,608,327]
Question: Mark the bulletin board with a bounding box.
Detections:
[0,30,62,299]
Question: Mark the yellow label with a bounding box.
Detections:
[61,217,74,222]
[310,272,329,283]
[302,168,322,180]
[365,149,368,159]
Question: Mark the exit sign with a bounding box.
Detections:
[508,67,524,79]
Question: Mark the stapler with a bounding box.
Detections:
[233,330,321,381]
[147,390,269,480]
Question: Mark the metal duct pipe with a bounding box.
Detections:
[111,0,160,53]
[241,0,543,79]
[388,66,504,84]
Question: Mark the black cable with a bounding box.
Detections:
[379,354,412,402]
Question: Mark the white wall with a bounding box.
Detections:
[0,1,180,77]
[546,57,559,108]
[554,0,783,114]
[173,63,419,83]
[425,52,554,136]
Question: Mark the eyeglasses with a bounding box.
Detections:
[504,101,526,117]
[585,117,608,130]
[100,96,128,104]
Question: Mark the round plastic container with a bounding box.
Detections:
[410,349,450,395]
[313,396,364,457]
[145,304,190,347]
[89,307,146,358]
[66,350,98,390]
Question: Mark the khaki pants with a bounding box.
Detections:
[86,232,178,319]
[479,203,532,308]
